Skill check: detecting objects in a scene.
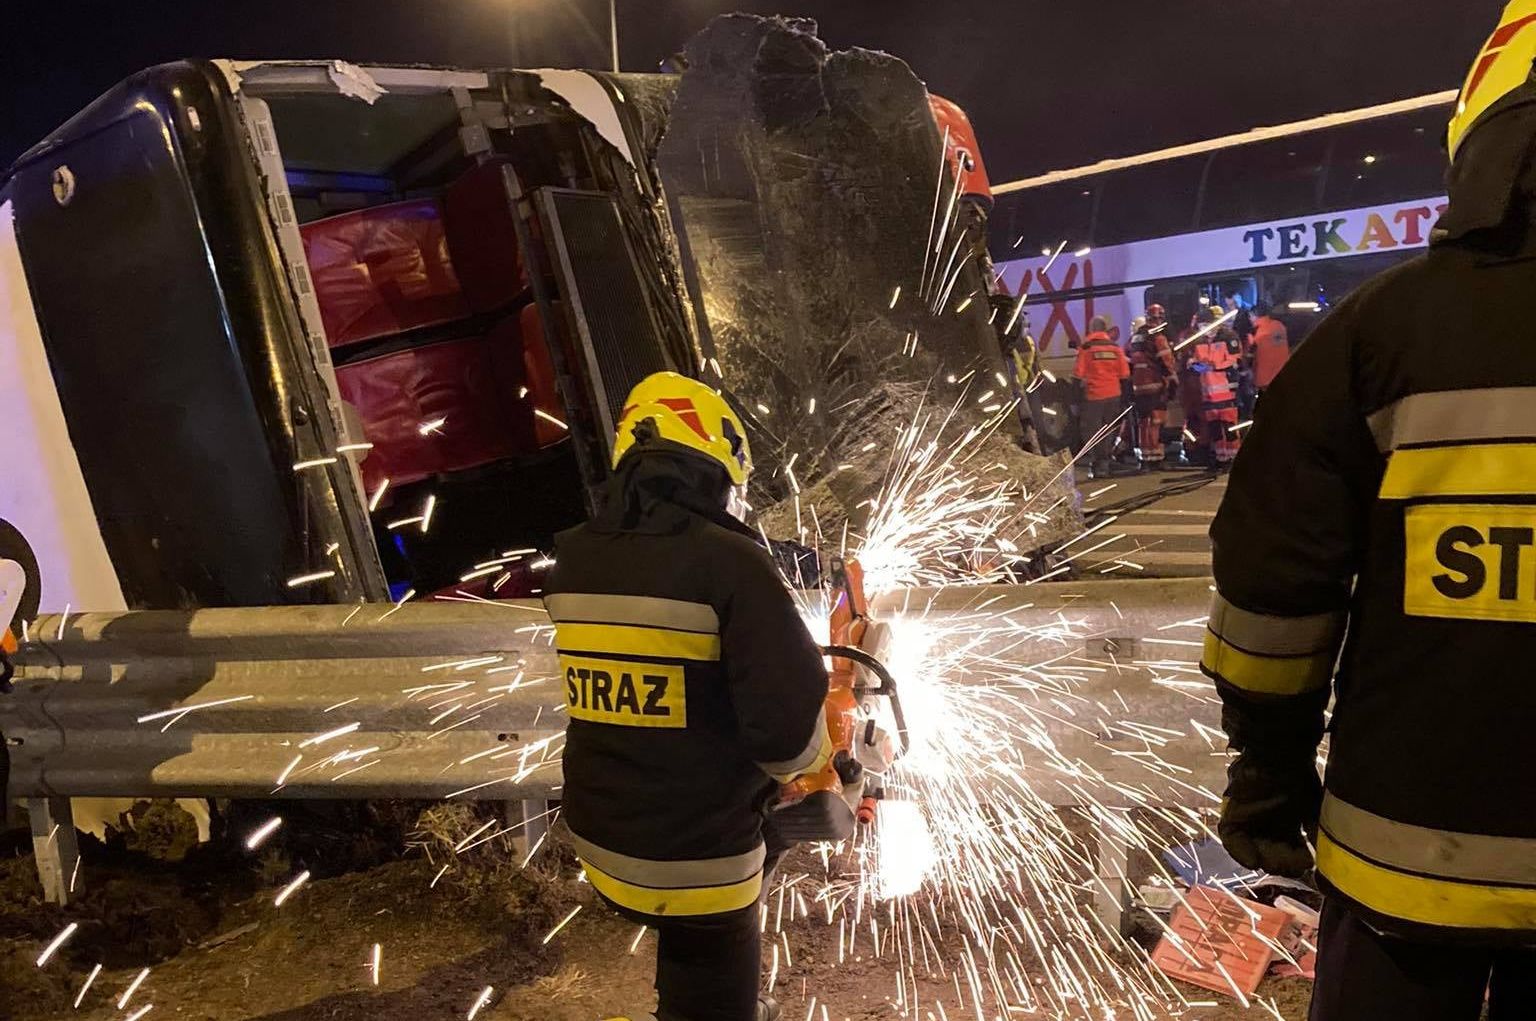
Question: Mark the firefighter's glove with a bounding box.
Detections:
[1217,753,1321,877]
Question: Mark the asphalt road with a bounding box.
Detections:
[1066,467,1226,579]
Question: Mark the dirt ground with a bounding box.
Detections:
[0,803,1314,1021]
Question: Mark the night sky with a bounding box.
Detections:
[0,1,1499,180]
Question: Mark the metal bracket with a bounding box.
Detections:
[1086,636,1142,660]
[28,797,80,905]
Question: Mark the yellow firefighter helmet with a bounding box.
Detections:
[611,372,753,486]
[1449,0,1536,159]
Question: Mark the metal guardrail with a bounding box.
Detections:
[2,578,1219,905]
[3,600,564,902]
[873,577,1223,803]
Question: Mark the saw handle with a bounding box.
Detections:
[821,644,908,755]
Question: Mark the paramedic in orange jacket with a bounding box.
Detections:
[1073,315,1130,478]
[1247,302,1292,394]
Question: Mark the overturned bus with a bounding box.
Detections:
[0,16,1050,629]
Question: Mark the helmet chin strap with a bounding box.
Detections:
[725,484,751,523]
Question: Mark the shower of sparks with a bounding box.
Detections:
[103,368,1228,1019]
[1173,309,1239,352]
[244,816,283,850]
[534,408,569,431]
[299,722,361,747]
[758,402,1221,1020]
[137,694,255,725]
[466,986,495,1020]
[286,570,336,588]
[124,1006,153,1021]
[542,906,583,945]
[370,943,382,986]
[36,922,77,966]
[117,967,150,1009]
[368,478,391,511]
[74,963,103,1007]
[274,871,311,907]
[292,457,339,471]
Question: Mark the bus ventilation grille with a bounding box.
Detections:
[540,189,672,441]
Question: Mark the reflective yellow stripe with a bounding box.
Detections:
[544,592,718,632]
[554,622,721,661]
[581,857,762,916]
[1367,387,1536,452]
[1380,443,1536,499]
[1322,794,1536,886]
[760,720,833,783]
[1207,593,1346,657]
[1318,832,1536,930]
[1201,631,1332,695]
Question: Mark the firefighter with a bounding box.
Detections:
[1204,6,1536,1017]
[544,372,830,1021]
[1245,300,1291,397]
[1072,315,1130,478]
[991,295,1042,453]
[1127,304,1179,467]
[1188,307,1242,466]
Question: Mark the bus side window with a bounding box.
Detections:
[1198,135,1330,233]
[1094,157,1204,247]
[1320,108,1448,212]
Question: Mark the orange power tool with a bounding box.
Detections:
[771,557,908,842]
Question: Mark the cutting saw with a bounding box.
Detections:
[771,557,908,842]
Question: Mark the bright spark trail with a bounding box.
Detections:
[767,404,1215,1020]
[107,383,1214,1020]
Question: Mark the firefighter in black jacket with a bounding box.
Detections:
[1203,6,1536,1017]
[544,372,830,1021]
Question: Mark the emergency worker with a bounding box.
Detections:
[1189,308,1242,466]
[1127,304,1179,466]
[1246,301,1292,398]
[544,372,831,1021]
[991,294,1042,453]
[1176,312,1206,461]
[1204,6,1536,1017]
[1072,315,1130,477]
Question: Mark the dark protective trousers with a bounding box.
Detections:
[1078,397,1124,473]
[1310,899,1536,1021]
[1132,394,1168,461]
[602,839,788,1021]
[601,897,759,1021]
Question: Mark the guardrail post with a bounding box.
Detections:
[28,797,80,905]
[510,799,553,860]
[1093,807,1134,936]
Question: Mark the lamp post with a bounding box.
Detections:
[609,0,619,72]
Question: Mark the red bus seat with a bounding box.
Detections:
[443,161,529,314]
[336,332,533,490]
[302,199,469,348]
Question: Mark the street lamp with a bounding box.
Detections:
[609,0,619,72]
